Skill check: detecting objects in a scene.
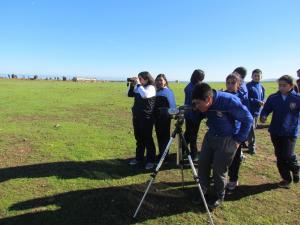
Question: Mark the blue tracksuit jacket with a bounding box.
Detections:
[205,90,253,143]
[246,81,265,117]
[260,90,300,137]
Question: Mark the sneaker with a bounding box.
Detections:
[226,181,239,191]
[208,198,223,210]
[278,180,291,189]
[129,159,141,166]
[145,163,155,170]
[192,155,199,162]
[240,152,246,162]
[293,171,299,183]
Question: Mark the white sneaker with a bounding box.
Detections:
[240,152,246,162]
[129,159,140,166]
[145,163,154,170]
[226,181,238,191]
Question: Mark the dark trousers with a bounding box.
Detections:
[198,133,238,199]
[155,116,171,159]
[133,115,156,163]
[184,118,200,158]
[270,134,300,182]
[228,145,242,182]
[247,117,258,151]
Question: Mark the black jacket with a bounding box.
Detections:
[128,84,156,118]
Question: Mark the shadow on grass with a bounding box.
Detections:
[225,182,279,201]
[0,154,184,182]
[0,182,206,225]
[0,180,280,224]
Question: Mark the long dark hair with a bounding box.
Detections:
[155,74,169,87]
[138,71,155,86]
[190,69,205,85]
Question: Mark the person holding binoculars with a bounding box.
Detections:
[127,71,157,170]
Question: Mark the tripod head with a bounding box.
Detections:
[158,105,195,164]
[168,105,192,117]
[170,105,192,129]
[159,105,192,121]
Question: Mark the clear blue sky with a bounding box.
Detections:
[1,0,299,81]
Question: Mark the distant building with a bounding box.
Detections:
[72,76,97,82]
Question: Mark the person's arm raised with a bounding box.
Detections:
[136,85,156,99]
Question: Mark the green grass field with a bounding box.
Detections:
[0,79,299,225]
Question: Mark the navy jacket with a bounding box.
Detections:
[184,82,203,123]
[225,90,249,135]
[238,81,249,109]
[236,90,249,108]
[260,90,300,137]
[205,90,253,143]
[246,81,265,117]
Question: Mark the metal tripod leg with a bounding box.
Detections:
[177,134,185,190]
[186,154,215,225]
[179,133,215,225]
[133,137,175,218]
[133,124,215,225]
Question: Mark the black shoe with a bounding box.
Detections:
[247,147,256,155]
[208,198,223,210]
[249,150,256,155]
[278,180,291,189]
[129,159,141,166]
[293,171,299,183]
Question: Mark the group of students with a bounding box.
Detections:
[127,70,206,170]
[127,68,300,210]
[127,72,176,170]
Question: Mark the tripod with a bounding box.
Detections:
[132,113,215,225]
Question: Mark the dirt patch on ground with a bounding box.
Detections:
[0,135,34,168]
[7,115,59,123]
[14,145,32,155]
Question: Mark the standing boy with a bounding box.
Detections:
[260,75,300,188]
[246,69,265,154]
[192,83,253,209]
